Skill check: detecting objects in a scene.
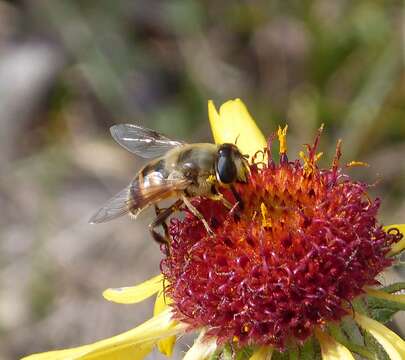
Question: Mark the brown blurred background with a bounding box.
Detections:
[1,1,405,359]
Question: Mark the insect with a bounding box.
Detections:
[89,124,250,243]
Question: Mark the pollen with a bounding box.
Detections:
[206,174,217,184]
[161,128,399,350]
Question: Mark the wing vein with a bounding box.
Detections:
[110,124,185,158]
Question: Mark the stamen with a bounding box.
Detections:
[277,125,288,154]
[299,150,314,176]
[314,152,323,162]
[277,125,288,164]
[260,202,272,228]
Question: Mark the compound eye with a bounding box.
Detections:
[217,154,237,184]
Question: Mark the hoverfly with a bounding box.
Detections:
[89,124,249,243]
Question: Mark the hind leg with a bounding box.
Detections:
[149,199,183,244]
[154,204,170,241]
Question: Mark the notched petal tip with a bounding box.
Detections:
[103,274,163,304]
[208,99,267,158]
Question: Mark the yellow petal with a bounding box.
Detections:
[208,99,267,158]
[183,331,217,360]
[314,329,355,360]
[23,309,186,360]
[103,274,163,304]
[154,290,176,357]
[383,224,405,256]
[21,342,154,360]
[365,288,405,304]
[249,346,274,360]
[355,312,405,360]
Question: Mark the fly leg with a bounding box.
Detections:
[149,199,183,244]
[209,186,242,220]
[181,194,214,237]
[230,184,244,210]
[154,204,170,242]
[207,192,234,210]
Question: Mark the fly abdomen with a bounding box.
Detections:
[128,159,177,218]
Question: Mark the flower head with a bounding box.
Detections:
[162,125,397,349]
[24,99,405,360]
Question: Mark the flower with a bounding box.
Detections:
[24,99,405,360]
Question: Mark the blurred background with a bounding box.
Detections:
[1,0,405,359]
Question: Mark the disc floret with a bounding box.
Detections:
[162,127,398,349]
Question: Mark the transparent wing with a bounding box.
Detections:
[89,177,190,224]
[89,186,131,224]
[110,124,185,158]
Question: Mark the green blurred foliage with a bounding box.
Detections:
[25,0,405,216]
[26,0,405,146]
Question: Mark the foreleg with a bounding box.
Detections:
[181,194,214,236]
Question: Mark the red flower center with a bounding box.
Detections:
[161,133,398,349]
